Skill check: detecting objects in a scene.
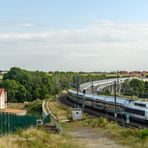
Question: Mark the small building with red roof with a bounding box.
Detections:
[0,88,27,115]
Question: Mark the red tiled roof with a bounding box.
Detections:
[0,88,5,96]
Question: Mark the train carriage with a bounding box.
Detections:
[68,89,148,121]
[125,101,148,121]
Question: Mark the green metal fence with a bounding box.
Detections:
[0,112,36,135]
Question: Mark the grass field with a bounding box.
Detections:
[0,127,79,148]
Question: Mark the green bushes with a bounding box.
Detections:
[26,99,43,118]
[0,67,52,102]
[83,117,108,128]
[122,79,148,98]
[121,128,138,138]
[138,129,148,140]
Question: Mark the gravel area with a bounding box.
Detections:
[68,127,129,148]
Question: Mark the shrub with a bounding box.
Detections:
[26,99,42,118]
[138,129,148,140]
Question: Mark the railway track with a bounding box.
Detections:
[59,95,148,129]
[42,100,63,133]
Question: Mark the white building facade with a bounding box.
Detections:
[0,89,7,109]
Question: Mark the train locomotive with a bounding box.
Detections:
[68,89,148,122]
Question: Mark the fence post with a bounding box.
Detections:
[2,112,5,134]
[6,113,8,134]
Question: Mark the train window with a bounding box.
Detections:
[134,103,146,107]
[125,108,145,116]
[85,97,91,100]
[83,89,86,94]
[79,96,83,99]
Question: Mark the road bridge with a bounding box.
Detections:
[80,77,133,94]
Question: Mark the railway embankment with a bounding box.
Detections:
[45,99,132,148]
[68,126,130,148]
[59,95,148,148]
[0,96,147,148]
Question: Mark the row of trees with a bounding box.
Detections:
[3,67,148,102]
[0,67,116,102]
[0,68,52,102]
[122,79,148,98]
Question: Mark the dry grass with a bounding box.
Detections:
[47,100,70,121]
[0,127,80,148]
[3,99,148,148]
[74,118,148,148]
[7,103,26,110]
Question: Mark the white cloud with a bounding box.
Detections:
[0,20,148,71]
[0,21,35,28]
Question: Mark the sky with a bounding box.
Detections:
[0,0,148,72]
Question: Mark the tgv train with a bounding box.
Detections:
[68,89,148,121]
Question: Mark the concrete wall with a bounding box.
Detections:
[0,91,5,109]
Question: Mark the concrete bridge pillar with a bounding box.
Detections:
[109,85,114,94]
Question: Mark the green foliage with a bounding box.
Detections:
[120,128,138,138]
[83,117,108,128]
[98,90,111,96]
[0,79,27,102]
[0,67,121,103]
[138,129,148,140]
[26,99,42,118]
[0,67,51,102]
[0,67,115,103]
[122,79,148,98]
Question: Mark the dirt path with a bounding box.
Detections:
[68,126,129,148]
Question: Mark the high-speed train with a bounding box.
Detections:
[68,89,148,121]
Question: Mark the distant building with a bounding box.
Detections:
[119,71,129,75]
[0,88,7,109]
[129,71,142,77]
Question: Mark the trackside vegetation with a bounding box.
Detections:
[0,128,79,148]
[25,99,43,118]
[80,118,148,148]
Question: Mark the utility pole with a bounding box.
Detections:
[50,83,52,96]
[116,71,119,94]
[114,80,117,119]
[53,74,56,98]
[91,76,94,94]
[76,74,79,108]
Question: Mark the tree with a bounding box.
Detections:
[123,79,145,97]
[15,84,27,102]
